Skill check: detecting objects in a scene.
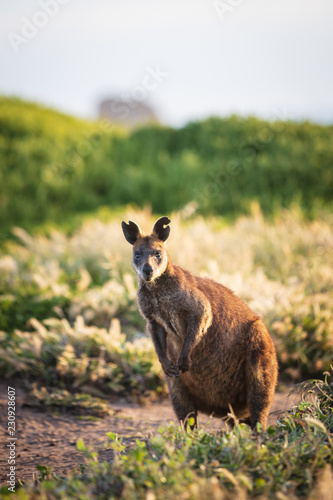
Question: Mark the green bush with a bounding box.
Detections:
[0,293,70,332]
[0,317,167,400]
[0,97,332,233]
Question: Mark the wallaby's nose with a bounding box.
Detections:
[142,263,153,278]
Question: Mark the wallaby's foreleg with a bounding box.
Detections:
[148,320,180,378]
[178,304,212,373]
[149,320,197,428]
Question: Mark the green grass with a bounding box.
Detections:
[2,371,332,499]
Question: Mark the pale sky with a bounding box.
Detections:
[1,0,333,126]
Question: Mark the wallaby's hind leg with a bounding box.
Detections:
[247,384,272,430]
[167,378,197,430]
[246,322,278,430]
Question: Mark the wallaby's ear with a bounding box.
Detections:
[152,217,171,242]
[121,220,142,245]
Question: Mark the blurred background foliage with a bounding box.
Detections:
[0,96,332,233]
[0,96,332,396]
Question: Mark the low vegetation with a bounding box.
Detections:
[26,385,113,418]
[2,371,332,499]
[1,207,332,390]
[0,317,166,401]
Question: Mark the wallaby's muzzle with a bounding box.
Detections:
[142,263,153,280]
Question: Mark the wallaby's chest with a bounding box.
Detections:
[138,286,185,338]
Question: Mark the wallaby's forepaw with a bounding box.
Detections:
[162,359,180,378]
[177,355,191,373]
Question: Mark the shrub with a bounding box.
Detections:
[0,317,167,401]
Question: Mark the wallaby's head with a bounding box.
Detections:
[122,217,171,282]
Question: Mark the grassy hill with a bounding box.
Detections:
[0,97,332,233]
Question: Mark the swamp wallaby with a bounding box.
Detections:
[122,216,278,429]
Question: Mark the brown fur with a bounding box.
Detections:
[122,217,278,430]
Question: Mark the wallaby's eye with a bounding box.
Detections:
[135,251,141,259]
[155,251,161,259]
